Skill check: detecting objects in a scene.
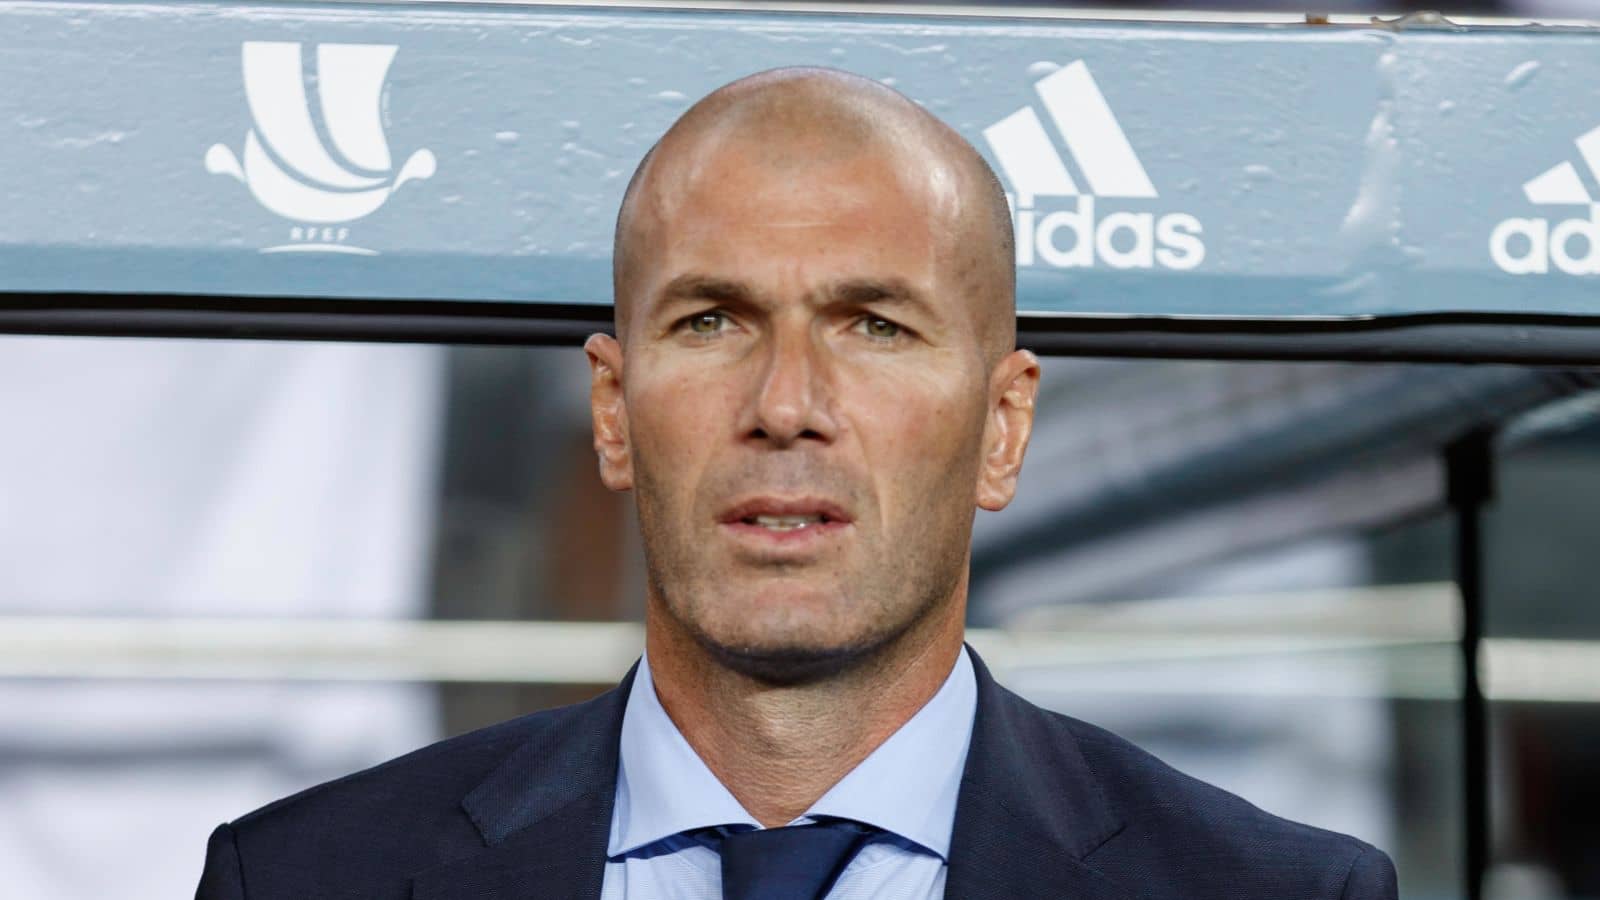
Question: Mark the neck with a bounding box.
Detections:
[644,593,967,828]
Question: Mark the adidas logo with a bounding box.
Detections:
[1490,125,1600,275]
[983,61,1203,271]
[204,41,437,255]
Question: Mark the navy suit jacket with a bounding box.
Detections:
[196,650,1398,899]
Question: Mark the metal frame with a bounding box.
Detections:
[9,1,1600,321]
[9,292,1600,365]
[1446,431,1495,900]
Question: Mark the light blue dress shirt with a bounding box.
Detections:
[600,647,978,900]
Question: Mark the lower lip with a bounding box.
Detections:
[719,519,852,549]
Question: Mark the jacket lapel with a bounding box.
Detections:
[411,665,638,900]
[411,650,1142,899]
[945,649,1144,900]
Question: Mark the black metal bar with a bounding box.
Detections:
[1446,430,1494,900]
[1017,317,1600,365]
[9,291,1600,363]
[0,293,616,346]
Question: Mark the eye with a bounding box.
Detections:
[683,310,727,335]
[858,316,902,340]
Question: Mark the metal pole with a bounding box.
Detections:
[1446,431,1493,900]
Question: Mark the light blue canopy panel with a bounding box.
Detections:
[3,2,1600,318]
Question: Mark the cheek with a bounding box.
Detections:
[626,363,739,485]
[848,368,986,494]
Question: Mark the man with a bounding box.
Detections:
[196,68,1398,900]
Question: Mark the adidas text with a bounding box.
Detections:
[1490,206,1600,275]
[1011,195,1205,270]
[985,61,1205,272]
[1490,125,1600,275]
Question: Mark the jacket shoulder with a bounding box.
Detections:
[234,704,538,831]
[1049,706,1397,899]
[213,693,615,899]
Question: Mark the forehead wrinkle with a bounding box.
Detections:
[750,220,845,229]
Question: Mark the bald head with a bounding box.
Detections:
[612,67,1016,363]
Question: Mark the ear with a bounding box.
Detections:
[976,349,1040,511]
[585,332,634,492]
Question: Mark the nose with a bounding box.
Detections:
[745,325,837,448]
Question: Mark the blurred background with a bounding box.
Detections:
[4,1,1600,899]
[6,337,1600,898]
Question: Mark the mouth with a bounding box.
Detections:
[717,497,854,549]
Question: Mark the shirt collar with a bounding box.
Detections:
[608,647,977,862]
[608,653,760,858]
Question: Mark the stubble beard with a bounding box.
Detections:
[633,456,972,688]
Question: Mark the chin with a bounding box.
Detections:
[658,571,936,684]
[684,604,909,687]
[694,633,874,686]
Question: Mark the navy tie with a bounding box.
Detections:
[718,819,878,900]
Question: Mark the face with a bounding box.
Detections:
[590,135,1038,682]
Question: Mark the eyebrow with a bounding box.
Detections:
[657,274,752,307]
[823,277,924,311]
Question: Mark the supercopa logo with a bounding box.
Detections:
[205,41,437,255]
